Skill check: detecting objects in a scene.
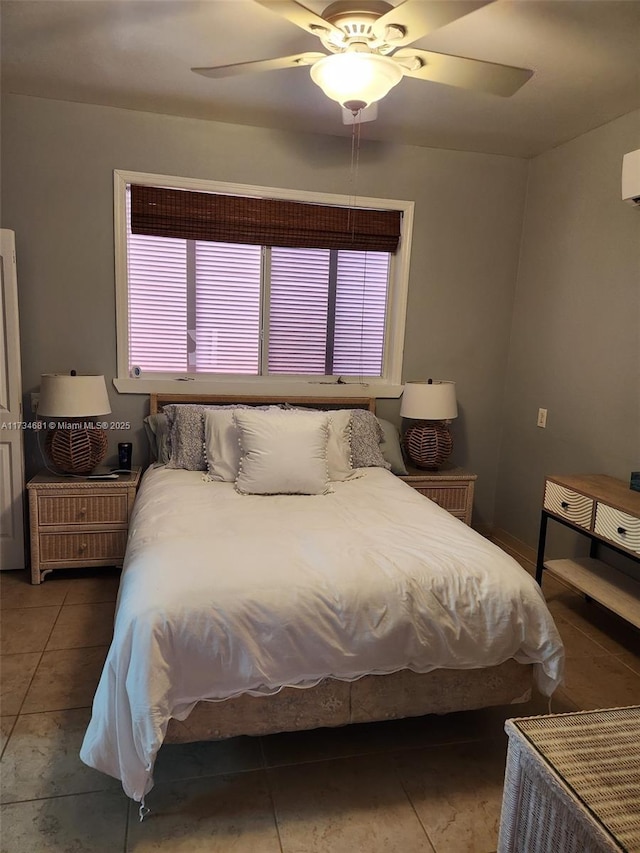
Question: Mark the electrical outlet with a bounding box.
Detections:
[31,392,40,414]
[537,408,547,428]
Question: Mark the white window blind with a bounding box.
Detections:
[127,231,187,372]
[195,242,261,374]
[334,251,389,376]
[124,183,398,380]
[269,247,331,375]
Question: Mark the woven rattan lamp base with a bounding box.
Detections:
[45,426,108,475]
[404,422,453,470]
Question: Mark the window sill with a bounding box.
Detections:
[113,377,403,399]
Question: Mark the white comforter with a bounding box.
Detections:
[81,466,564,801]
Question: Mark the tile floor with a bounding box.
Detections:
[1,564,639,852]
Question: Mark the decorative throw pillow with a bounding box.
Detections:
[164,404,207,470]
[166,403,277,471]
[378,418,408,475]
[204,408,243,482]
[234,409,330,495]
[350,409,391,470]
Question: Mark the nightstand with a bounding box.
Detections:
[398,466,477,525]
[27,468,141,584]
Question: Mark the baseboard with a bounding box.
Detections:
[491,528,537,575]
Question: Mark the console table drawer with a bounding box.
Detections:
[543,482,593,529]
[39,531,128,563]
[38,494,129,526]
[594,504,640,555]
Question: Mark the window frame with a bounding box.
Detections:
[113,169,414,398]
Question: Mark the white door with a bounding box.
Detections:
[0,229,26,570]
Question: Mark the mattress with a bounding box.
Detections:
[81,465,564,801]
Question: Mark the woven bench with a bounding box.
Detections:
[498,706,640,853]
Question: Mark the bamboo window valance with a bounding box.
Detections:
[130,184,402,253]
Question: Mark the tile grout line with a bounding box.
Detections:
[0,716,18,762]
[262,762,286,853]
[15,703,95,717]
[1,786,124,807]
[557,613,629,655]
[390,754,438,853]
[9,601,64,721]
[123,796,132,853]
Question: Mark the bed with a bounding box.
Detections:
[80,394,564,804]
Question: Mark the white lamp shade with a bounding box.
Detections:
[400,380,458,421]
[38,374,111,417]
[310,52,403,109]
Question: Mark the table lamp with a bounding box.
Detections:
[38,372,111,475]
[400,379,458,470]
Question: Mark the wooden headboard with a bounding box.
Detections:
[149,393,376,415]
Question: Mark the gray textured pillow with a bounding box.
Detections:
[165,403,280,471]
[143,413,171,464]
[378,418,408,475]
[164,404,207,470]
[350,409,391,470]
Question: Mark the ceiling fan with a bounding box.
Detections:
[192,0,533,113]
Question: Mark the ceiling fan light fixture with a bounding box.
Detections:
[310,51,402,110]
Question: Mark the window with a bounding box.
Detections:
[114,171,413,396]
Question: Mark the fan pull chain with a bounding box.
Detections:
[346,109,367,384]
[347,108,362,239]
[358,247,369,386]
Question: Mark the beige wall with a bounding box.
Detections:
[1,94,527,527]
[495,109,640,562]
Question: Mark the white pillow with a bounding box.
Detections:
[204,408,242,482]
[234,409,330,495]
[325,409,353,481]
[205,406,352,483]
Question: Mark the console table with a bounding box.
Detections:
[536,474,640,630]
[498,706,640,852]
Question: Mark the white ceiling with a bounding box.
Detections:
[2,0,639,158]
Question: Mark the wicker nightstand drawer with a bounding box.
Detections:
[398,467,477,525]
[413,485,469,514]
[38,494,129,526]
[39,531,128,562]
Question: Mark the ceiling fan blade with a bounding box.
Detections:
[393,48,533,97]
[192,52,326,79]
[372,1,492,47]
[253,0,343,39]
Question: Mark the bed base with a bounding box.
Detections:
[165,660,533,743]
[149,394,533,745]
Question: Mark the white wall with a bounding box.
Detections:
[1,94,528,526]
